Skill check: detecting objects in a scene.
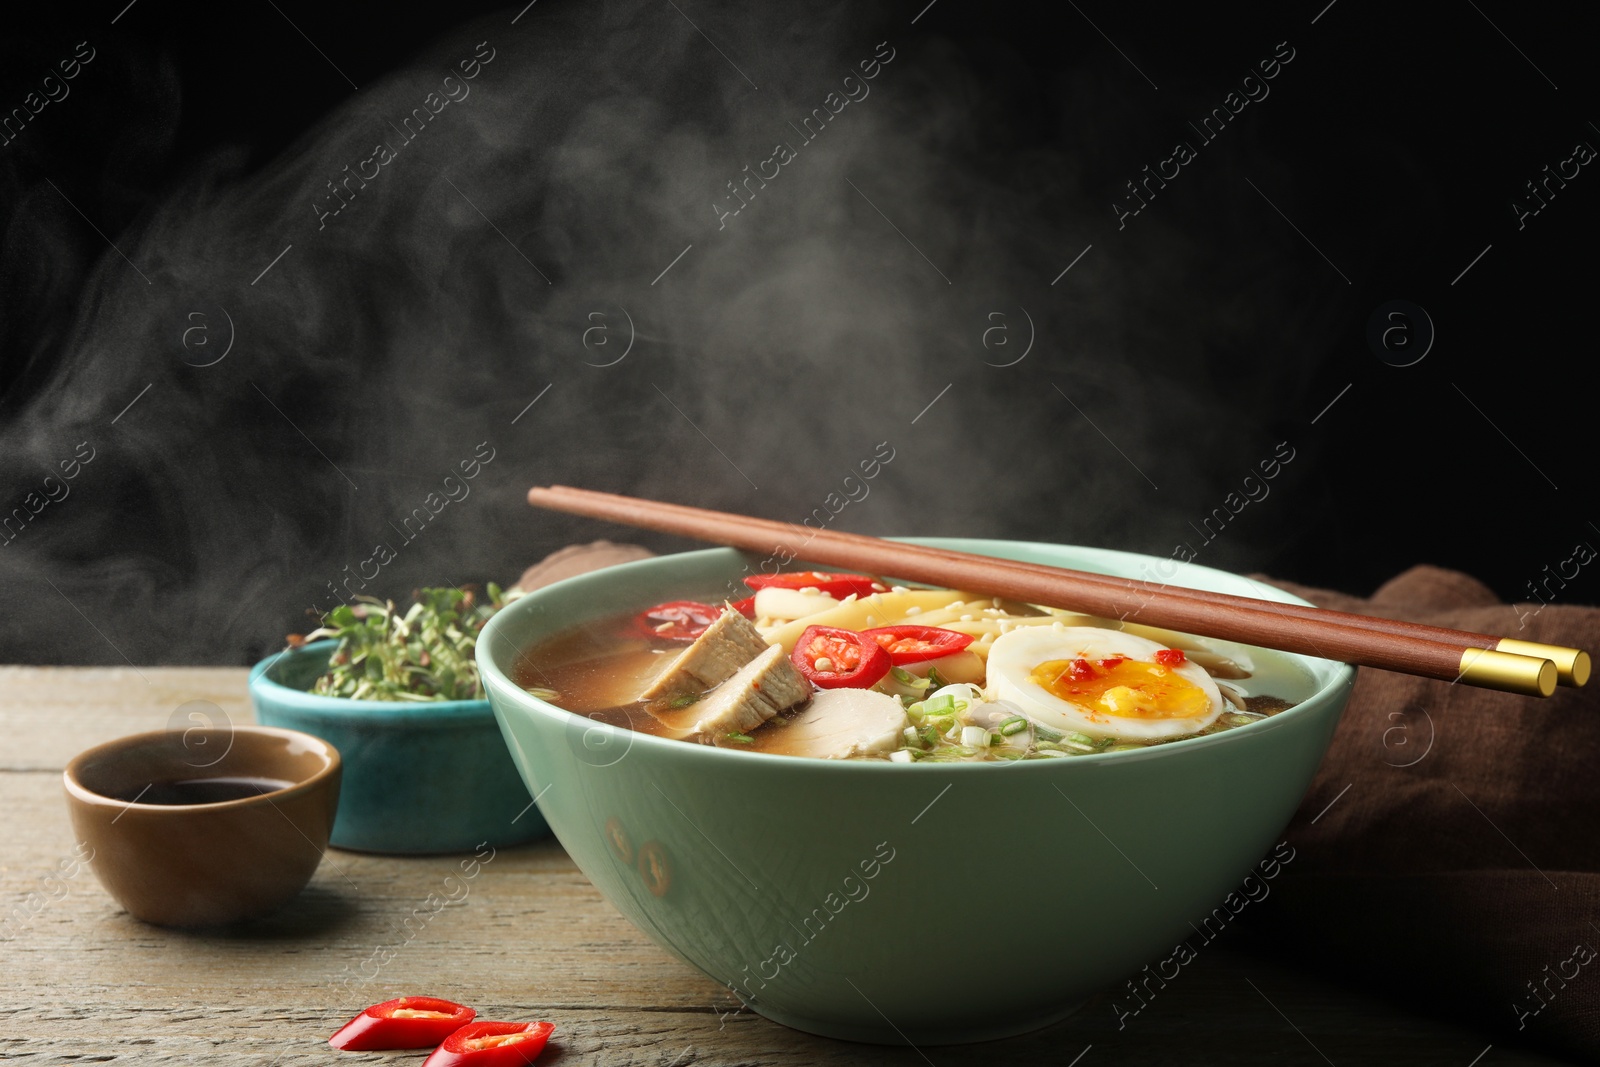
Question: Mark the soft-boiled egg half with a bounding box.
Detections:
[986,626,1225,741]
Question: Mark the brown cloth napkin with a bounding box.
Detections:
[1247,565,1600,1061]
[513,547,1599,1058]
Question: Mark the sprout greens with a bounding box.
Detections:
[290,585,520,702]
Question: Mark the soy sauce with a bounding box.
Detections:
[117,776,296,805]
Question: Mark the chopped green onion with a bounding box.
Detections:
[1065,731,1096,746]
[1032,721,1065,743]
[927,666,952,689]
[959,725,990,748]
[668,692,702,708]
[890,666,933,689]
[724,732,755,744]
[999,716,1029,736]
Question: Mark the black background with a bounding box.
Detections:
[1,0,1595,665]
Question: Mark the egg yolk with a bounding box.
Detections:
[1029,657,1210,720]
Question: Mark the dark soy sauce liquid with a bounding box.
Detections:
[118,776,296,805]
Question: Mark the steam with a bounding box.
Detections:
[0,3,1327,665]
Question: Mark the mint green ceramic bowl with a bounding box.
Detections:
[478,540,1355,1045]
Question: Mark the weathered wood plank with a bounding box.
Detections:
[0,668,1573,1064]
[0,665,253,771]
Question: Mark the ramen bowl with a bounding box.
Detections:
[479,540,1355,1044]
[250,641,548,853]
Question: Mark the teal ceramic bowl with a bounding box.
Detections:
[248,640,548,853]
[479,540,1355,1044]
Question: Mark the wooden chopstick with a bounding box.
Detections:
[527,486,1575,697]
[537,485,1588,690]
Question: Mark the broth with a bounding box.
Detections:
[513,582,1320,762]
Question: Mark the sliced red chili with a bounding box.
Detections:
[1153,649,1187,667]
[729,595,757,619]
[329,996,476,1051]
[859,625,973,665]
[421,1021,556,1067]
[632,600,720,642]
[791,625,891,689]
[744,570,887,599]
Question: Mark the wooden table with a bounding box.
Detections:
[0,666,1573,1066]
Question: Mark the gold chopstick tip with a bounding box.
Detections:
[1460,648,1557,697]
[1495,639,1590,688]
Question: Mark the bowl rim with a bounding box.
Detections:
[62,724,341,813]
[248,638,494,719]
[478,539,1357,772]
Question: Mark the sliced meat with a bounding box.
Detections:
[759,688,908,760]
[687,644,810,738]
[639,607,771,701]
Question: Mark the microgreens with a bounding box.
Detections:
[290,584,520,702]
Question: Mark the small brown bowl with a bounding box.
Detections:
[63,726,341,926]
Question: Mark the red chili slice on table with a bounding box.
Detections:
[744,570,888,600]
[791,625,892,689]
[421,1021,556,1067]
[859,625,973,665]
[632,600,720,642]
[329,996,476,1050]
